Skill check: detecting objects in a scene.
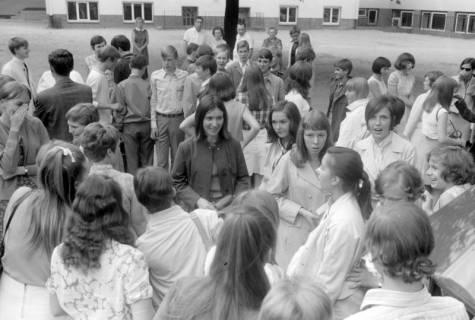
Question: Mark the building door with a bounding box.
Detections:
[239,7,250,28]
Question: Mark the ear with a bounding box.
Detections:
[331,175,341,188]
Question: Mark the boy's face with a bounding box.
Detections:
[268,28,277,38]
[196,65,210,81]
[93,41,106,54]
[257,57,271,74]
[290,31,300,42]
[237,47,249,63]
[194,18,203,31]
[216,51,229,70]
[237,24,246,36]
[334,67,348,80]
[15,45,30,59]
[162,55,177,72]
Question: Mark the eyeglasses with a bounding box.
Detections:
[461,67,472,72]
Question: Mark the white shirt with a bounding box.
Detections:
[86,67,112,124]
[345,287,468,320]
[135,205,221,308]
[421,103,448,140]
[1,56,36,96]
[36,70,84,93]
[233,32,254,59]
[183,27,209,46]
[284,90,310,115]
[355,132,416,185]
[336,98,369,149]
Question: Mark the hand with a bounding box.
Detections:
[197,198,216,210]
[346,266,380,289]
[150,128,159,140]
[298,208,319,226]
[109,103,121,111]
[10,105,28,131]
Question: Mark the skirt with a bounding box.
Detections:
[243,128,268,176]
[0,273,70,320]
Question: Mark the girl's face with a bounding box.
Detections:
[403,62,414,75]
[213,29,223,40]
[203,108,224,139]
[381,67,390,78]
[316,154,335,192]
[271,111,290,139]
[135,18,144,28]
[423,76,431,92]
[426,157,450,191]
[303,129,327,159]
[345,89,357,104]
[3,92,29,117]
[368,107,391,143]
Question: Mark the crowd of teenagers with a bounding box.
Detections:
[0,15,474,320]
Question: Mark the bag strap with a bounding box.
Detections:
[190,211,212,252]
[2,189,32,244]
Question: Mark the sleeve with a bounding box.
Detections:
[387,72,399,95]
[233,142,250,195]
[0,129,21,177]
[115,84,128,116]
[171,142,201,208]
[336,113,356,148]
[454,98,475,122]
[313,221,361,304]
[150,76,157,128]
[36,119,50,146]
[260,154,301,224]
[129,189,148,237]
[404,143,417,166]
[404,94,425,138]
[124,250,153,305]
[87,75,99,102]
[45,246,62,293]
[182,77,195,117]
[195,209,223,243]
[153,281,181,320]
[277,78,285,102]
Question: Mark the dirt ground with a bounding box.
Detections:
[0,20,473,111]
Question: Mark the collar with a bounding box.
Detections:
[371,131,393,149]
[346,99,368,112]
[361,287,431,310]
[163,68,179,78]
[239,60,249,69]
[330,192,353,210]
[201,78,210,89]
[149,205,188,223]
[135,27,144,31]
[89,163,114,173]
[12,56,25,64]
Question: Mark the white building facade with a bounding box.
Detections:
[46,0,360,30]
[358,0,475,38]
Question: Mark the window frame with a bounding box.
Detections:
[182,6,198,26]
[455,12,475,34]
[66,1,99,22]
[420,11,447,32]
[323,7,341,26]
[358,8,367,17]
[279,5,298,25]
[368,9,378,25]
[399,10,413,29]
[122,2,153,23]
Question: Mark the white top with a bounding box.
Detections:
[36,70,84,93]
[135,205,221,308]
[367,75,387,101]
[287,192,365,305]
[86,67,112,124]
[421,103,448,140]
[1,56,36,96]
[285,89,310,115]
[345,287,468,320]
[46,241,153,320]
[233,32,254,59]
[403,92,428,139]
[336,98,369,149]
[355,132,416,185]
[183,27,209,46]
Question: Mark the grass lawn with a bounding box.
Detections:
[0,20,472,111]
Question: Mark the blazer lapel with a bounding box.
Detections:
[297,162,321,189]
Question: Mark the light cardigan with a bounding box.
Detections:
[287,192,365,315]
[336,98,369,149]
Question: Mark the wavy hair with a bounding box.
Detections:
[428,146,475,185]
[285,61,312,100]
[27,141,86,256]
[266,100,301,148]
[61,174,134,270]
[367,201,435,283]
[375,161,424,202]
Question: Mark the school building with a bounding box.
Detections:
[45,0,360,30]
[358,0,475,38]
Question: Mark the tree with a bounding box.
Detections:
[224,0,239,59]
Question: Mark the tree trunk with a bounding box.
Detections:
[224,0,239,59]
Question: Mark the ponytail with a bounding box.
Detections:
[355,171,372,220]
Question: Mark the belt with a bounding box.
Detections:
[156,112,184,118]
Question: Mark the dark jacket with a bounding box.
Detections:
[34,78,92,141]
[171,137,250,209]
[454,98,475,157]
[114,52,134,84]
[327,76,351,142]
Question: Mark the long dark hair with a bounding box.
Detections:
[266,100,301,149]
[183,206,274,319]
[325,146,372,219]
[61,174,134,270]
[285,61,312,100]
[194,94,230,141]
[291,110,332,168]
[239,65,271,112]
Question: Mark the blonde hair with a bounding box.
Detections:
[258,277,332,320]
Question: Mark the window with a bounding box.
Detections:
[455,13,475,33]
[368,9,378,24]
[400,11,413,28]
[279,6,297,24]
[123,3,153,22]
[358,9,367,17]
[421,11,446,31]
[323,7,340,25]
[182,6,197,26]
[67,1,98,21]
